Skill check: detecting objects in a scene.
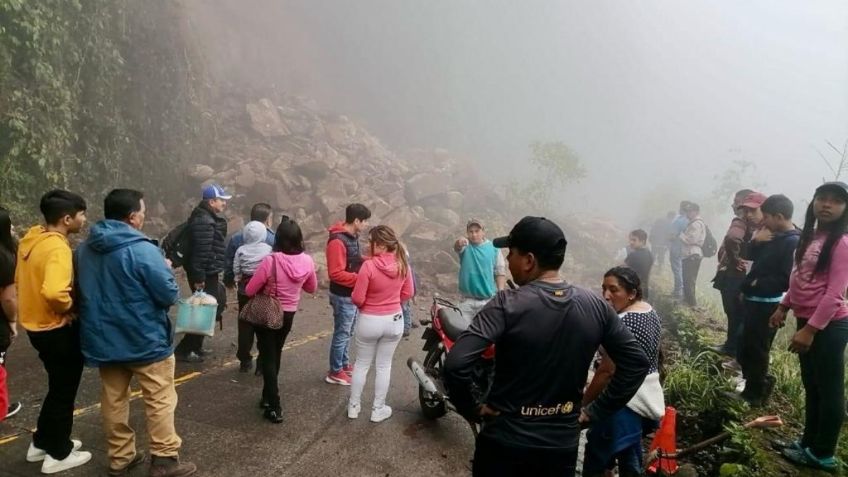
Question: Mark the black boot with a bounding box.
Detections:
[263,407,283,424]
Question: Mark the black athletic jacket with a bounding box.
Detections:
[740,229,800,298]
[185,201,228,283]
[444,281,650,450]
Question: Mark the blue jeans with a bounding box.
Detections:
[402,301,413,332]
[583,407,646,476]
[329,292,357,373]
[669,250,683,297]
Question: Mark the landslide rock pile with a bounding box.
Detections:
[167,94,511,292]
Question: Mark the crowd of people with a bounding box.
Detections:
[0,179,846,477]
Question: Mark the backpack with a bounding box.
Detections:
[701,223,718,258]
[161,222,191,268]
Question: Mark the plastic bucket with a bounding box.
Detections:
[175,299,217,337]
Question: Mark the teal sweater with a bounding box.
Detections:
[458,240,499,299]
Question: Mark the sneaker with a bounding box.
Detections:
[325,370,352,386]
[149,456,197,477]
[176,352,204,363]
[239,360,253,373]
[6,401,22,418]
[410,321,420,329]
[402,330,410,338]
[41,450,92,474]
[782,447,840,474]
[370,405,393,423]
[197,348,214,357]
[27,440,82,463]
[342,363,354,376]
[348,402,361,419]
[263,408,284,424]
[108,451,147,476]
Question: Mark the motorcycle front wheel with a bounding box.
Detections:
[419,345,448,419]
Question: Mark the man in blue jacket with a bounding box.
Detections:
[76,189,196,477]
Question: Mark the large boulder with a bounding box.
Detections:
[189,164,215,181]
[246,98,291,137]
[383,206,415,237]
[435,273,459,293]
[424,206,461,228]
[404,172,452,204]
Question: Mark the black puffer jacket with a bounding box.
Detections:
[185,201,228,283]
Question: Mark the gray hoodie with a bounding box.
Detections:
[234,221,273,282]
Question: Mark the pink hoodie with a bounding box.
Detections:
[351,252,414,315]
[781,234,848,330]
[245,252,318,312]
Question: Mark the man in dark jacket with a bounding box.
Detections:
[174,184,230,363]
[710,189,761,358]
[444,216,650,477]
[735,194,800,406]
[76,189,196,477]
[223,202,275,372]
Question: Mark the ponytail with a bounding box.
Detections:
[368,225,408,278]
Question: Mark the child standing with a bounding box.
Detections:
[625,229,654,300]
[736,195,799,406]
[234,221,273,372]
[348,225,414,422]
[771,182,848,473]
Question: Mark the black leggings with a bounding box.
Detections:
[798,317,848,458]
[255,312,295,411]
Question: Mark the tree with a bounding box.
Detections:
[507,141,586,214]
[817,139,848,182]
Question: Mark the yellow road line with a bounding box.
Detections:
[0,330,330,446]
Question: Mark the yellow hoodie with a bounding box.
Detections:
[15,225,74,331]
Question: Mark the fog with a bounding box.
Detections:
[186,0,848,223]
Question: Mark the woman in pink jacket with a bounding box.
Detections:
[246,218,317,423]
[347,225,414,422]
[770,182,848,472]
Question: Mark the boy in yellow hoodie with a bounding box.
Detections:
[16,190,92,474]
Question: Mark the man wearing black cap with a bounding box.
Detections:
[444,216,650,477]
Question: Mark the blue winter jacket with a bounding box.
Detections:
[76,220,180,367]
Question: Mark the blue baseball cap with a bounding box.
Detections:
[202,184,232,200]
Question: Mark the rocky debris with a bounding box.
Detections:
[159,94,618,293]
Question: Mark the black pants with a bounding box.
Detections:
[28,325,84,460]
[472,435,577,477]
[738,300,778,399]
[798,317,848,458]
[681,256,702,307]
[176,274,225,355]
[236,293,257,364]
[255,312,295,411]
[719,282,745,356]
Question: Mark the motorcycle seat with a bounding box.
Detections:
[438,307,470,341]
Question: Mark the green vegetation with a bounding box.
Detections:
[0,0,209,220]
[506,140,586,214]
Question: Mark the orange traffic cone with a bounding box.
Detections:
[647,406,678,475]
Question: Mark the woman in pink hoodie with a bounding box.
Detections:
[770,182,848,472]
[348,225,414,422]
[245,218,317,423]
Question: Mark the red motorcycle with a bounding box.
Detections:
[407,294,495,420]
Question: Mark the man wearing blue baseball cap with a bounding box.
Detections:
[175,184,231,362]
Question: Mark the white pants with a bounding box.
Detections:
[458,298,490,319]
[349,312,404,409]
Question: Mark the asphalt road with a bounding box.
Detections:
[0,290,476,477]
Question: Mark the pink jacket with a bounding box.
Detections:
[781,234,848,330]
[351,252,414,315]
[245,252,318,312]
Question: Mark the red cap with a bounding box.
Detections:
[736,192,767,210]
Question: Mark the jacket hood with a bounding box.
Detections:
[86,220,150,254]
[243,221,266,245]
[370,253,401,278]
[278,252,315,281]
[19,225,68,261]
[328,221,355,237]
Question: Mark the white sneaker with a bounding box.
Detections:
[347,402,361,419]
[27,440,82,463]
[370,405,393,423]
[41,450,92,474]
